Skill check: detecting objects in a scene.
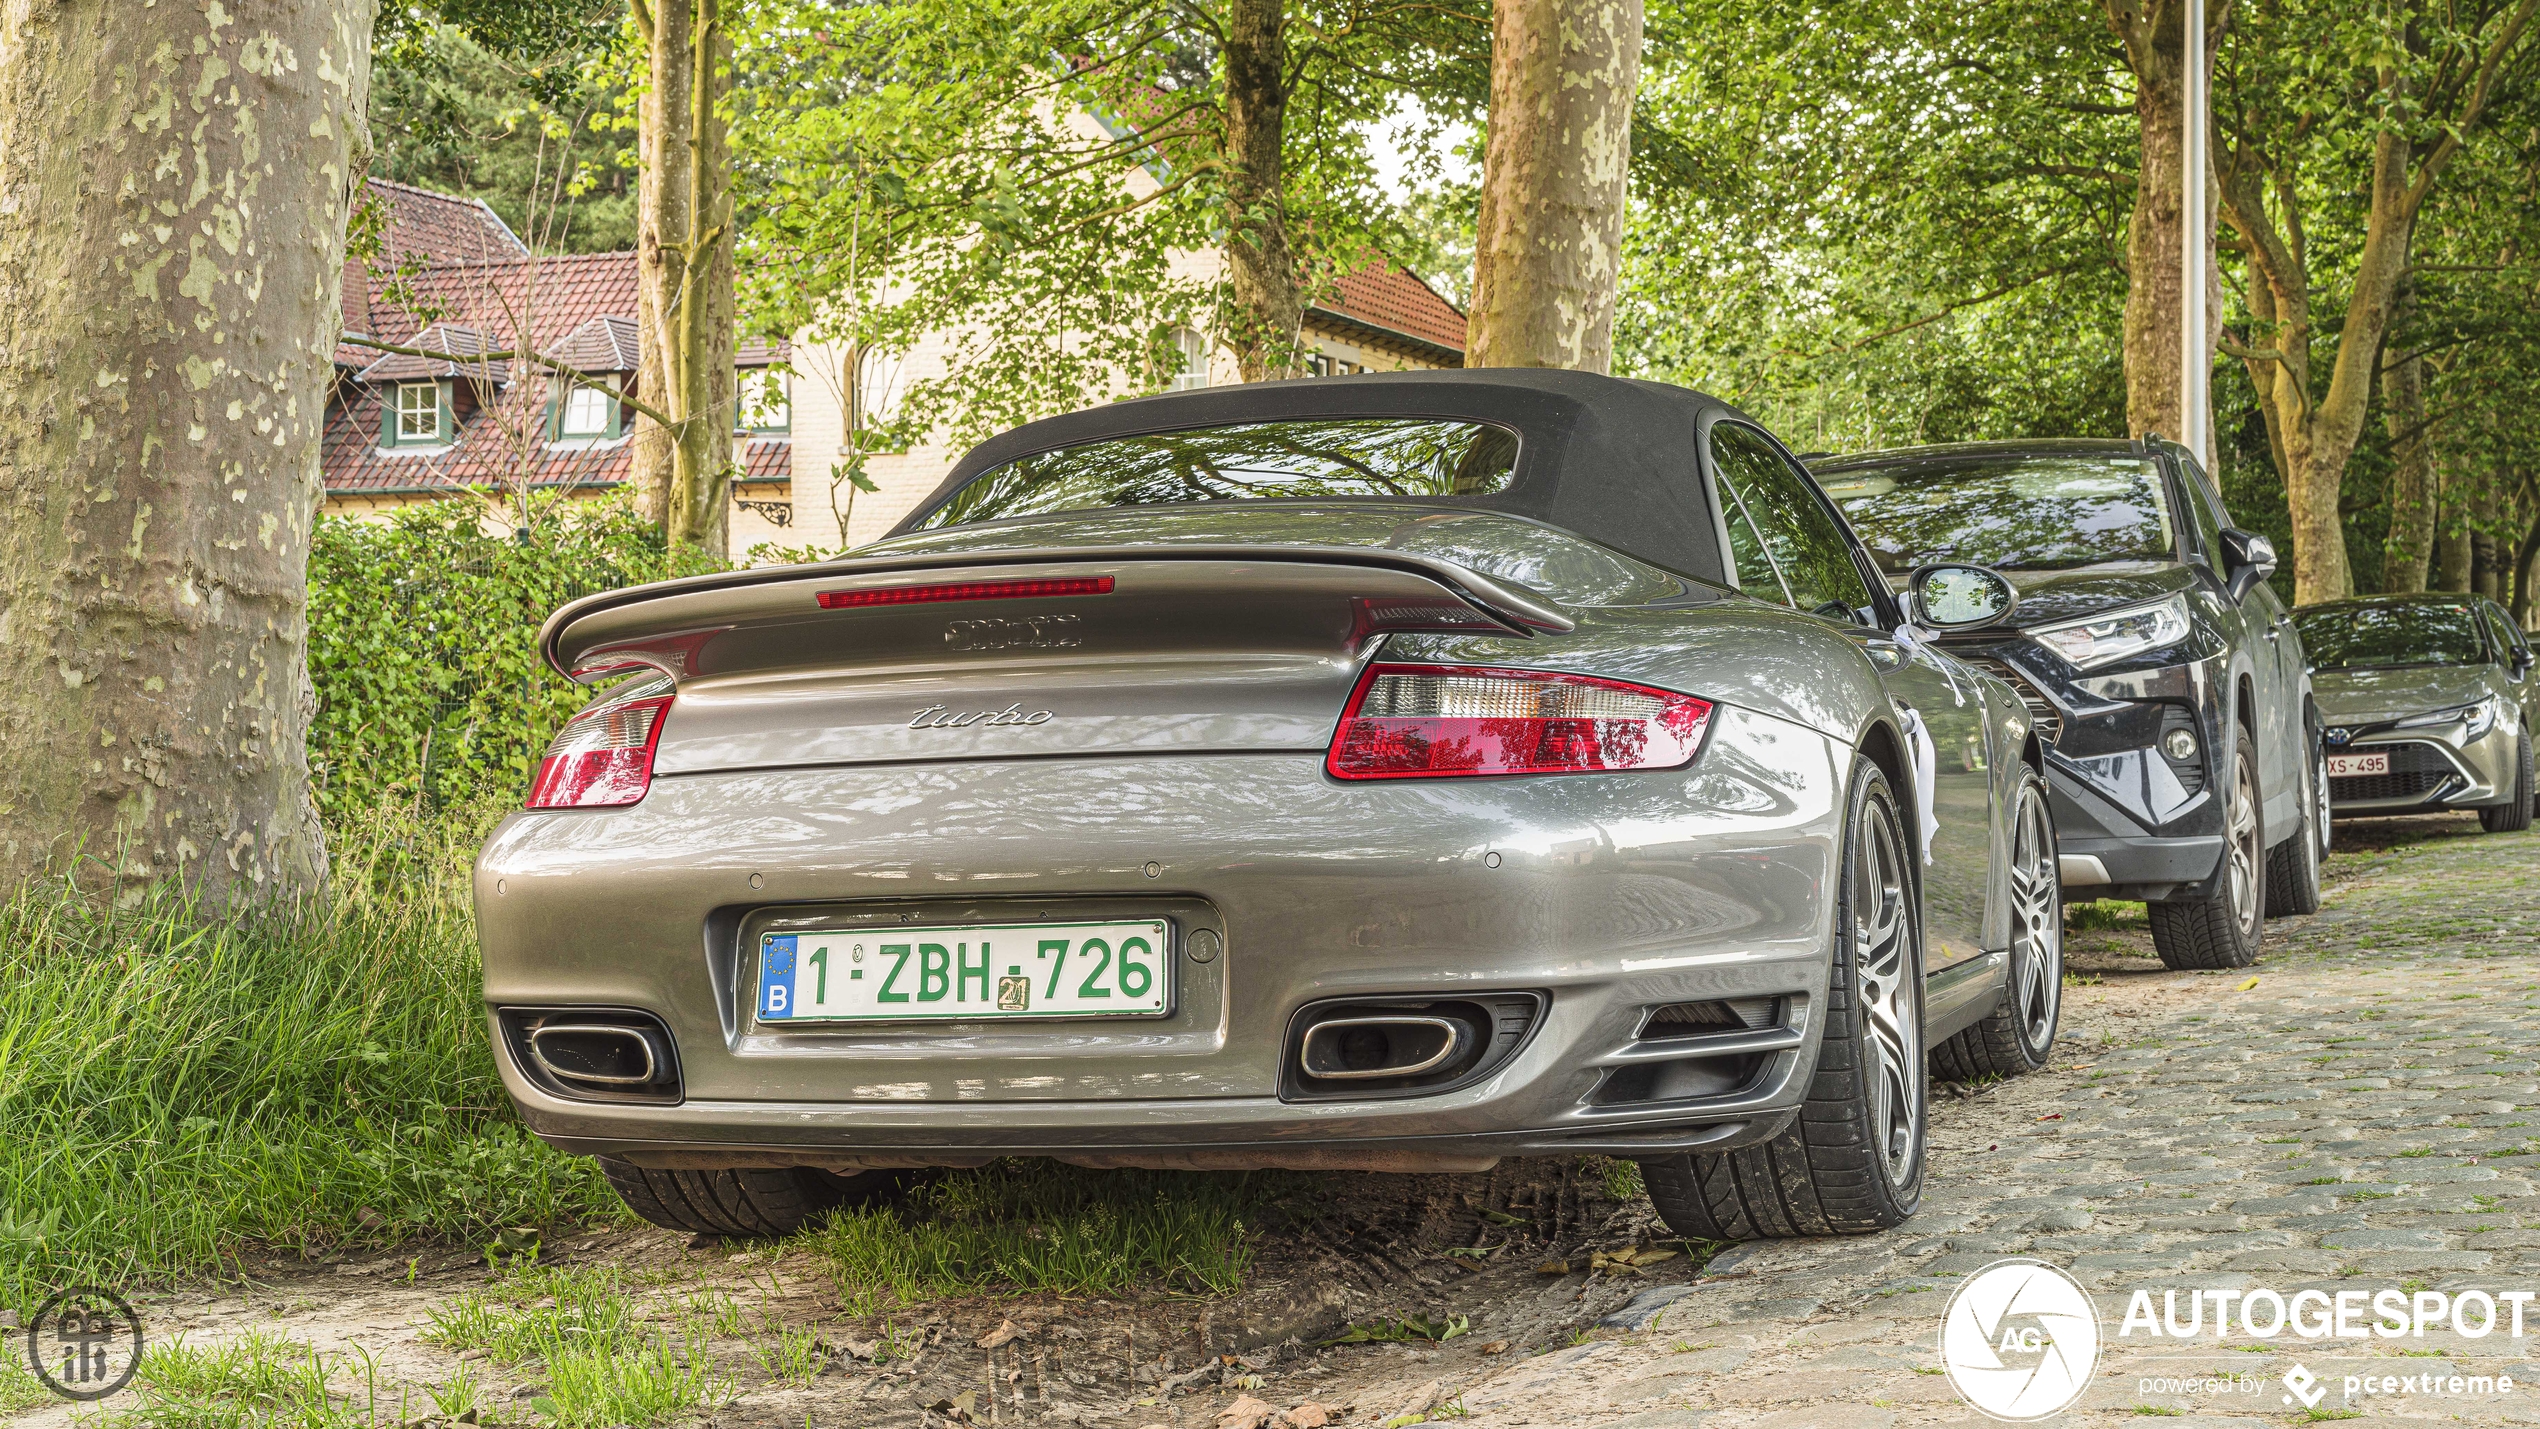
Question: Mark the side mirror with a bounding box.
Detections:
[2218,528,2278,601]
[2515,648,2535,680]
[1906,564,2019,631]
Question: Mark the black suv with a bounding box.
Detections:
[1810,437,2326,970]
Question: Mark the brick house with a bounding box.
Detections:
[324,177,1467,553]
[322,179,795,548]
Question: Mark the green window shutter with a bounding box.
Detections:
[437,380,454,445]
[379,386,396,449]
[606,384,624,439]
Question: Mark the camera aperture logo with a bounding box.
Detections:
[24,1286,144,1401]
[1939,1258,2102,1421]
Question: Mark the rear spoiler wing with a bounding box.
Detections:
[540,545,1576,684]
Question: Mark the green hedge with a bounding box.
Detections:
[307,496,720,819]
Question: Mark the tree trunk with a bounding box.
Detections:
[1221,0,1302,382]
[2378,288,2436,593]
[2105,1,2218,444]
[2220,132,2421,603]
[1466,0,1643,371]
[0,0,365,900]
[631,0,736,560]
[2512,510,2539,627]
[2436,506,2473,592]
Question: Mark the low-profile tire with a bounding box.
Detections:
[1641,758,1925,1241]
[597,1157,854,1238]
[2148,738,2265,970]
[1932,766,2061,1082]
[2481,726,2535,834]
[2265,726,2326,917]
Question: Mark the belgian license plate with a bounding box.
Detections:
[756,920,1171,1022]
[2328,752,2389,778]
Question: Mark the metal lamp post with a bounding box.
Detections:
[2181,0,2210,471]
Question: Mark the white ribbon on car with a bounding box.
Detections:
[1891,624,1967,707]
[1895,703,1941,867]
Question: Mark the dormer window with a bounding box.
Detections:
[560,380,617,438]
[738,369,790,433]
[395,382,443,443]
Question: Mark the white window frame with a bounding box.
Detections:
[395,382,441,443]
[1169,327,1210,391]
[738,369,790,432]
[559,380,616,438]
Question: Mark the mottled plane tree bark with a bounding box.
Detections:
[0,0,370,899]
[1466,0,1641,371]
[631,0,737,559]
[2104,0,2223,445]
[2379,280,2438,594]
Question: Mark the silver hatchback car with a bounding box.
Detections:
[475,371,2062,1244]
[2293,594,2536,832]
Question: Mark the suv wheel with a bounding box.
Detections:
[2149,739,2265,969]
[2265,728,2326,916]
[2481,726,2535,834]
[1933,767,2061,1081]
[1642,759,1925,1239]
[597,1158,876,1238]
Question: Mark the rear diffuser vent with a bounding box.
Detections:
[1643,997,1778,1034]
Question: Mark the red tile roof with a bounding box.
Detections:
[545,315,643,374]
[368,177,529,267]
[1309,263,1467,362]
[327,180,794,501]
[356,323,510,383]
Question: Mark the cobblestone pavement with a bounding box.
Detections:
[1406,813,2540,1428]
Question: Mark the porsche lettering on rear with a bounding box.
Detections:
[907,703,1055,729]
[945,615,1082,650]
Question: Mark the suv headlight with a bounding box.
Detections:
[2398,698,2498,741]
[2027,594,2192,672]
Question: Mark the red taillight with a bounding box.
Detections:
[1326,664,1712,780]
[815,576,1115,609]
[526,695,673,809]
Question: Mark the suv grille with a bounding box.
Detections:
[2330,742,2458,804]
[1964,657,2061,744]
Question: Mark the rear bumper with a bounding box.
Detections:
[475,706,1854,1168]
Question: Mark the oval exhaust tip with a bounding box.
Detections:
[527,1024,658,1087]
[1299,1015,1467,1081]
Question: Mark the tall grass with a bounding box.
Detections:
[0,804,619,1309]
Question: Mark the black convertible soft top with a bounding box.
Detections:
[890,368,1740,588]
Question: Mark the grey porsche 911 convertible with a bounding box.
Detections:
[476,370,2062,1244]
